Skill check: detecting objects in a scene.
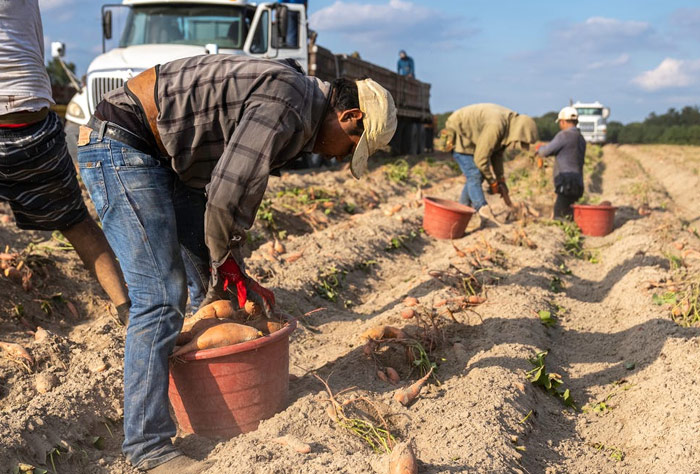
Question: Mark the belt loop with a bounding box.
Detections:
[98,120,108,141]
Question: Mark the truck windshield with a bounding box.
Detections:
[119,5,250,49]
[576,108,603,116]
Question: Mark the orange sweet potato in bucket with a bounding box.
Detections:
[172,322,262,357]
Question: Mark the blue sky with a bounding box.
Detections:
[40,0,700,122]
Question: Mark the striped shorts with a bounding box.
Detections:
[0,111,88,230]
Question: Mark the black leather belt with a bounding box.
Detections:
[88,116,161,158]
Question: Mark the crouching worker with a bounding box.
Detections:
[77,55,397,473]
[444,103,538,225]
[535,106,586,219]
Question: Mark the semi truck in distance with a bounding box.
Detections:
[572,101,610,144]
[56,0,433,160]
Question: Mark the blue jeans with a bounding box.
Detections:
[453,152,486,210]
[78,131,208,469]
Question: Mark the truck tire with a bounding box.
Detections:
[401,121,420,155]
[416,123,426,154]
[64,121,80,164]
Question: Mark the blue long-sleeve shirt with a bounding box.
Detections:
[397,56,415,77]
[537,126,586,177]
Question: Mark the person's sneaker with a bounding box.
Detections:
[146,455,212,474]
[478,206,502,227]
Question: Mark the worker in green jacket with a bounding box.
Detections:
[445,103,538,224]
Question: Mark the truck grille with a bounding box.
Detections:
[89,77,125,113]
[578,123,595,132]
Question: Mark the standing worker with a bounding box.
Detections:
[77,55,396,473]
[535,106,586,219]
[0,0,130,320]
[397,50,415,78]
[444,103,538,225]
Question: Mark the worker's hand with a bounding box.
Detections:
[534,142,543,153]
[217,258,275,314]
[536,157,544,168]
[488,180,500,195]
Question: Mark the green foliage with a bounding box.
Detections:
[434,111,452,132]
[607,106,700,145]
[526,351,576,408]
[315,266,346,302]
[256,199,276,229]
[385,159,410,183]
[534,111,560,141]
[552,220,599,263]
[45,58,76,87]
[538,310,557,327]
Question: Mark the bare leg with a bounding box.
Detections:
[62,217,130,308]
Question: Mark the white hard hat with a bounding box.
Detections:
[556,106,578,122]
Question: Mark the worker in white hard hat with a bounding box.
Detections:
[77,55,397,473]
[534,106,586,218]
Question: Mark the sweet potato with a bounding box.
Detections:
[0,341,34,366]
[284,251,303,263]
[389,441,418,474]
[467,295,486,305]
[403,297,418,307]
[172,322,262,357]
[244,300,262,316]
[362,325,407,341]
[177,317,229,345]
[386,367,400,384]
[183,300,247,333]
[394,368,433,406]
[400,308,415,320]
[244,318,285,335]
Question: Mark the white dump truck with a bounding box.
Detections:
[58,0,433,159]
[572,101,610,144]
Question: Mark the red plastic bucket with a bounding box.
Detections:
[572,204,617,236]
[168,315,297,438]
[423,197,475,239]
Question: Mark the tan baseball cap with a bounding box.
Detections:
[350,78,398,179]
[556,106,578,122]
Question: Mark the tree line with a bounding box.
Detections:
[438,106,700,146]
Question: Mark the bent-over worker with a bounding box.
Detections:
[77,54,397,473]
[445,103,538,225]
[535,106,586,219]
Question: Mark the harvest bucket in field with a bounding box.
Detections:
[423,196,475,239]
[572,203,617,237]
[168,314,297,439]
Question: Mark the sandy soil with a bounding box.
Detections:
[1,145,699,473]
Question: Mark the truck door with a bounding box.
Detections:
[243,3,307,72]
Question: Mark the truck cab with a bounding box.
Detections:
[572,101,610,144]
[63,0,306,156]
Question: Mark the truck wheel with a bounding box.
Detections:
[401,122,419,155]
[416,123,426,154]
[64,121,80,164]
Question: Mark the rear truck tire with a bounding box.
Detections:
[401,121,420,155]
[390,120,407,155]
[64,120,80,164]
[416,122,426,154]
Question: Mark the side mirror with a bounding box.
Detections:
[205,43,219,54]
[51,41,65,59]
[275,4,288,47]
[602,107,610,119]
[103,10,113,40]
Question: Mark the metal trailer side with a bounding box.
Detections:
[308,43,433,155]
